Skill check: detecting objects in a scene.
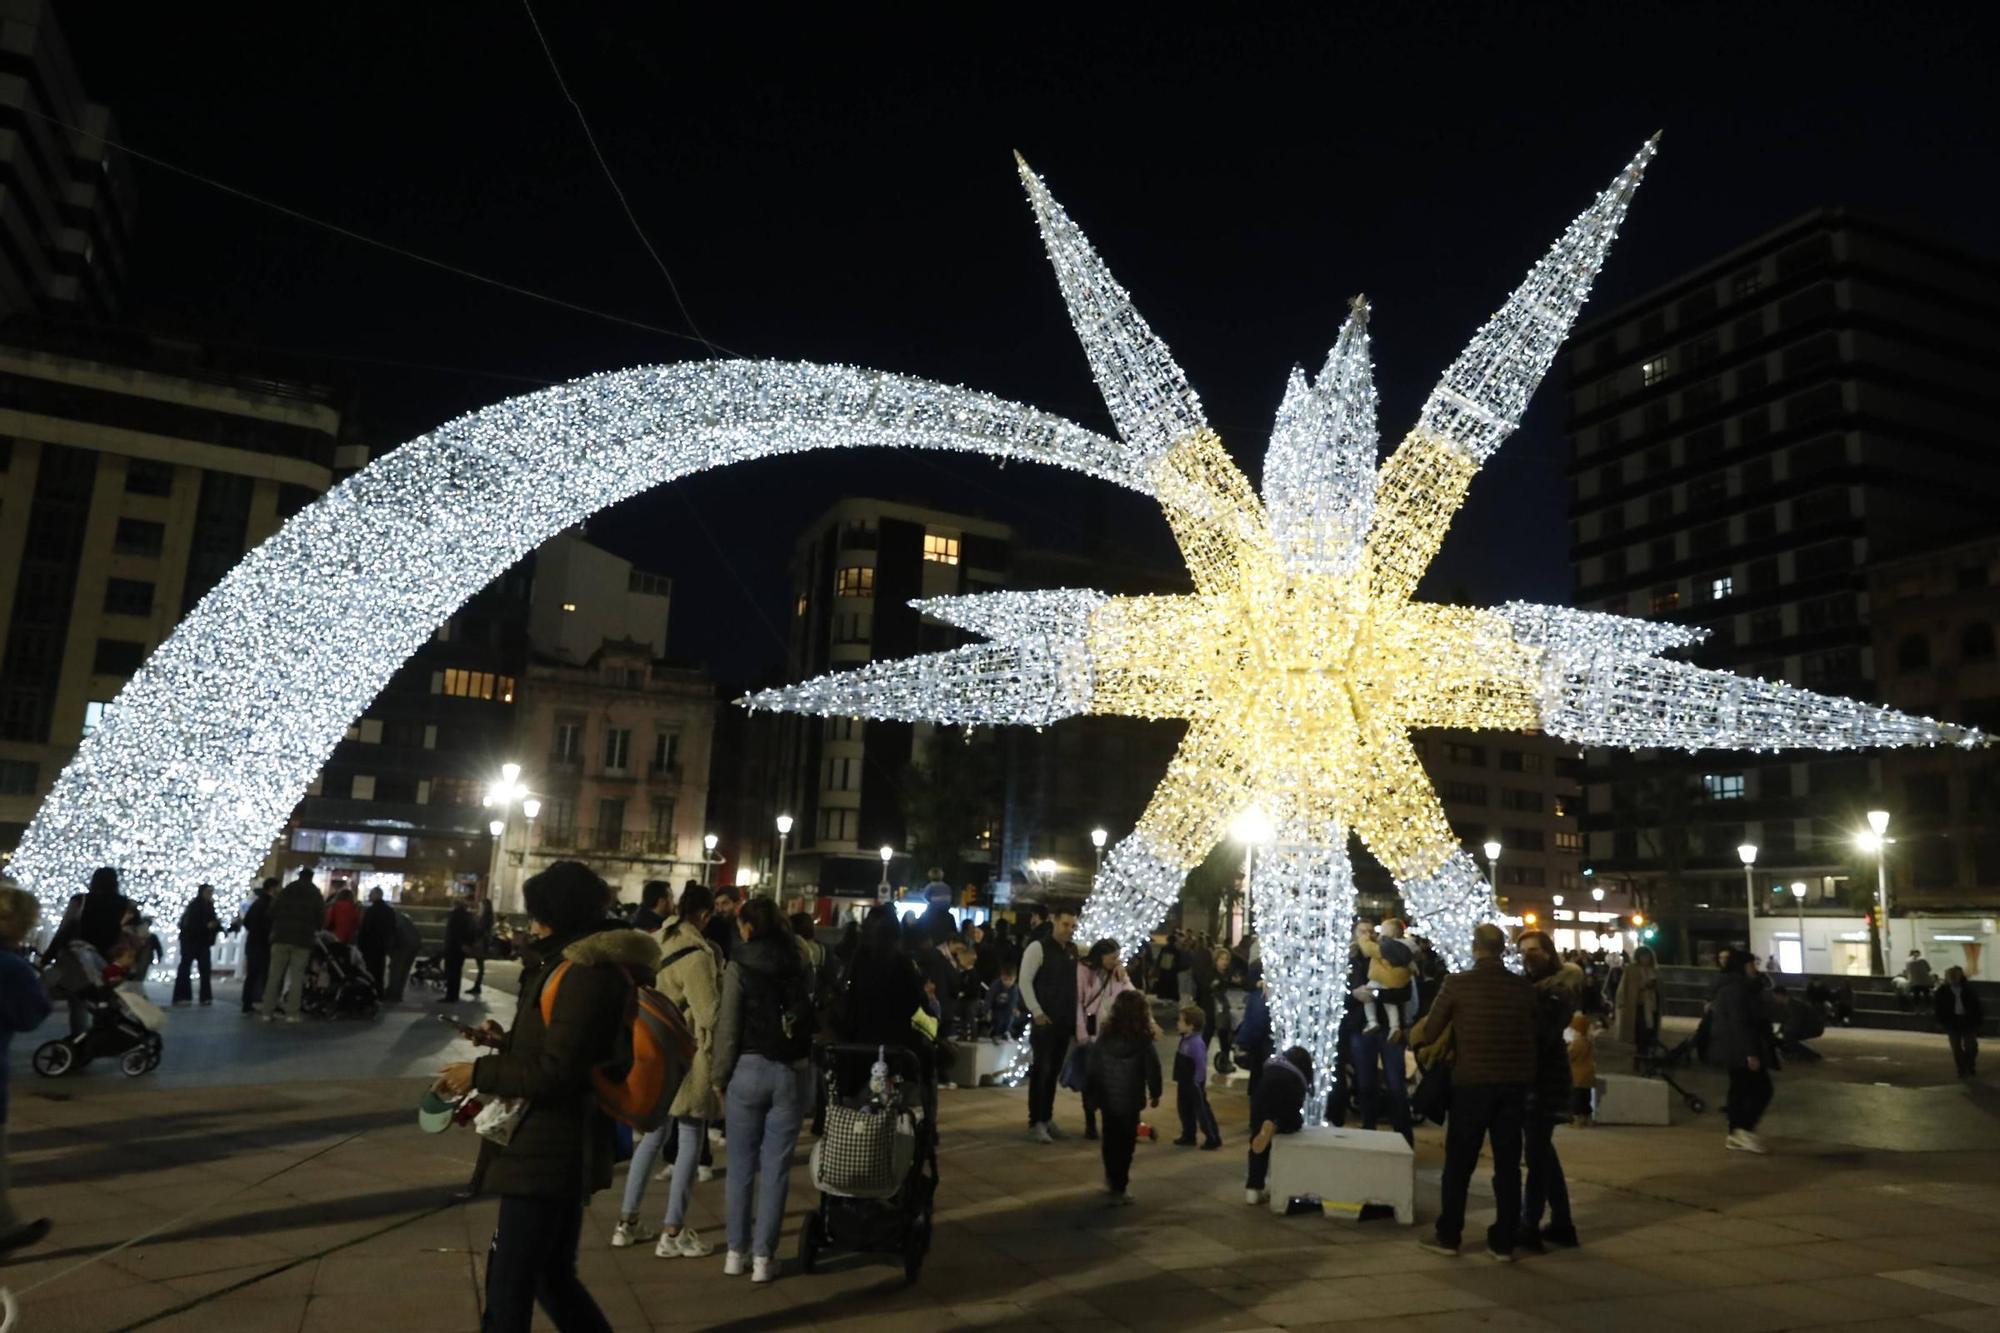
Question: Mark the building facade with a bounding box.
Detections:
[1417,727,1585,930]
[1564,209,2000,959]
[0,337,343,860]
[0,0,134,323]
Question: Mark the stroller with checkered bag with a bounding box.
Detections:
[800,1042,937,1283]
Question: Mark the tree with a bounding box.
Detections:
[898,727,999,888]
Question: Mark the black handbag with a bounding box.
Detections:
[1411,1062,1452,1127]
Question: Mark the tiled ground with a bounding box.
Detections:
[3,994,1998,1331]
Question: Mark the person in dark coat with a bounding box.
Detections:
[258,870,323,1021]
[1710,948,1776,1154]
[1517,930,1583,1252]
[1232,963,1274,1111]
[440,896,473,1003]
[0,883,53,1255]
[1934,966,1984,1078]
[171,884,223,1006]
[1244,1046,1312,1204]
[631,881,672,933]
[834,905,933,1082]
[233,879,276,1014]
[1085,990,1162,1202]
[471,898,495,997]
[77,866,130,956]
[357,888,398,991]
[705,886,739,962]
[386,905,422,1003]
[434,860,649,1333]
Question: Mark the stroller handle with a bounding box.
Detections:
[812,1040,925,1079]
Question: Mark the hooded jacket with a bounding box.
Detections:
[267,877,324,949]
[655,919,724,1120]
[1707,971,1774,1070]
[470,925,660,1199]
[1529,962,1585,1110]
[713,933,814,1084]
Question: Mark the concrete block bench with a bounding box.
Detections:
[1594,1072,1671,1125]
[1267,1125,1414,1224]
[949,1037,1022,1087]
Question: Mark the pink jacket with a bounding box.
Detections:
[1076,963,1130,1044]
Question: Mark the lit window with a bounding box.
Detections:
[1709,575,1734,601]
[1641,356,1671,386]
[1555,830,1583,854]
[834,566,875,597]
[795,594,808,617]
[81,700,110,738]
[1702,773,1746,801]
[923,533,960,566]
[1650,586,1680,613]
[561,602,577,613]
[441,669,509,701]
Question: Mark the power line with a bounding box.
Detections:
[19,105,720,350]
[519,0,725,356]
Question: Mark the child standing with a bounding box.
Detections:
[988,965,1024,1040]
[1084,990,1161,1203]
[1566,1011,1596,1126]
[1172,1002,1223,1150]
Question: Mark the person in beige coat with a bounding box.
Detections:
[611,885,725,1258]
[1613,946,1662,1061]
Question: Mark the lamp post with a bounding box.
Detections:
[1790,880,1808,973]
[1231,808,1274,939]
[878,844,893,901]
[702,832,721,886]
[1591,885,1604,903]
[1857,809,1893,976]
[483,762,533,912]
[774,814,793,902]
[1483,839,1503,895]
[1737,842,1759,956]
[1090,827,1108,879]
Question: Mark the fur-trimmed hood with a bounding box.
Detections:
[563,925,662,977]
[1535,961,1586,999]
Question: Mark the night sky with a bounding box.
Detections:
[60,2,1999,684]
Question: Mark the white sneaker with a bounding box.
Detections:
[1726,1130,1770,1154]
[723,1249,746,1276]
[1114,1191,1135,1206]
[751,1255,774,1283]
[654,1226,712,1258]
[1029,1122,1053,1144]
[1045,1121,1067,1140]
[1245,1188,1270,1206]
[611,1219,654,1248]
[652,1164,673,1182]
[697,1165,717,1183]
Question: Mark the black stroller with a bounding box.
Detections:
[1634,1029,1707,1113]
[302,930,382,1019]
[34,943,164,1078]
[800,1043,938,1284]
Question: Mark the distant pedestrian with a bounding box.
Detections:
[385,903,422,1001]
[471,898,495,998]
[1171,1002,1222,1150]
[1516,929,1582,1254]
[233,879,276,1014]
[1020,905,1080,1143]
[1411,923,1536,1261]
[632,881,672,933]
[0,883,52,1255]
[258,869,323,1022]
[1233,963,1273,1111]
[705,886,739,963]
[1084,990,1161,1204]
[1711,948,1775,1154]
[1613,945,1662,1061]
[1934,966,1983,1079]
[172,884,223,1006]
[322,887,361,945]
[440,895,473,1003]
[358,888,397,991]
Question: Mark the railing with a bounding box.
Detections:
[532,825,681,858]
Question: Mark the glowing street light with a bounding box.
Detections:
[1482,839,1502,893]
[1232,808,1274,937]
[774,813,793,900]
[1737,842,1758,955]
[1790,880,1808,972]
[1857,809,1892,975]
[1090,826,1108,879]
[878,844,894,899]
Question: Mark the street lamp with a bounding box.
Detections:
[484,762,533,912]
[1591,885,1605,903]
[488,819,505,838]
[774,814,793,901]
[1090,827,1108,879]
[1790,880,1808,973]
[701,832,723,886]
[1552,894,1564,908]
[1482,839,1503,894]
[1737,843,1758,955]
[1857,809,1893,976]
[1231,807,1275,938]
[878,844,894,900]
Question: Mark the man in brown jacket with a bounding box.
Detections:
[1409,922,1536,1261]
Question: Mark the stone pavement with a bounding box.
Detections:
[3,986,2000,1331]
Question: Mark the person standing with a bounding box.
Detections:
[632,881,672,933]
[234,879,275,1015]
[357,888,398,991]
[613,885,723,1257]
[1020,906,1080,1143]
[1711,948,1775,1154]
[1074,938,1131,1140]
[1232,963,1273,1111]
[433,860,649,1333]
[471,898,496,998]
[1171,1002,1223,1150]
[1614,945,1662,1062]
[1934,966,1984,1078]
[172,884,223,1006]
[705,886,740,963]
[0,883,52,1255]
[1411,923,1536,1261]
[440,894,473,1003]
[322,887,361,945]
[1516,929,1583,1253]
[1084,990,1162,1204]
[258,869,323,1022]
[386,902,422,1003]
[712,898,815,1284]
[78,866,130,956]
[1347,919,1416,1146]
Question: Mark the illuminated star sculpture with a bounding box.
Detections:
[748,140,1979,1100]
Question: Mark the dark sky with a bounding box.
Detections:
[60,1,2000,683]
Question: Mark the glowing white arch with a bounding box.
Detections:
[12,360,1139,917]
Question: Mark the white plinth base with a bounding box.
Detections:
[950,1038,1021,1087]
[1594,1072,1671,1125]
[1266,1125,1414,1224]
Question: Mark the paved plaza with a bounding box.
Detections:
[4,985,1999,1332]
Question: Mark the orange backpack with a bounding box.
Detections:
[539,960,696,1131]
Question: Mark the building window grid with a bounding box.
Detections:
[922,533,960,566]
[834,565,875,597]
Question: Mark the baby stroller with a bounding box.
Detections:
[303,931,381,1019]
[34,943,165,1078]
[1634,1030,1706,1113]
[801,1043,938,1284]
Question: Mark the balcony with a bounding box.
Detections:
[648,762,683,783]
[531,825,682,860]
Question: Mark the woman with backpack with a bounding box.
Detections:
[611,885,722,1258]
[712,897,815,1283]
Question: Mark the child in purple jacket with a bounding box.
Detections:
[1172,1003,1223,1149]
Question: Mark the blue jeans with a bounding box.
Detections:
[724,1054,808,1259]
[1349,1027,1413,1143]
[621,1118,706,1227]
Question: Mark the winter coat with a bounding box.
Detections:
[443,904,473,956]
[1707,972,1773,1070]
[358,901,398,953]
[267,878,324,949]
[322,897,361,945]
[655,920,723,1120]
[1234,982,1272,1056]
[470,925,660,1199]
[79,882,130,956]
[1530,963,1584,1111]
[1084,1031,1161,1117]
[713,934,815,1086]
[1075,963,1131,1045]
[1613,962,1661,1046]
[1566,1014,1596,1089]
[240,893,273,958]
[1934,981,1985,1034]
[1409,957,1535,1087]
[0,949,52,1124]
[390,909,421,957]
[836,948,930,1052]
[177,897,222,951]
